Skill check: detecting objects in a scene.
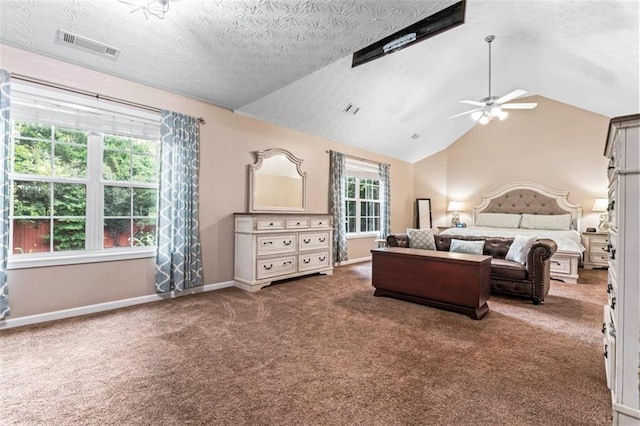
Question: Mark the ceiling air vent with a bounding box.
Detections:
[343,103,360,115]
[56,29,121,60]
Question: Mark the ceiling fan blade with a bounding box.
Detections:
[501,102,538,110]
[449,108,483,119]
[460,100,485,107]
[495,89,527,105]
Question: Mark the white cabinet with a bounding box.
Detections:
[582,232,610,269]
[234,213,333,291]
[603,114,640,425]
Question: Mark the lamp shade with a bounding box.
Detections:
[447,201,464,212]
[592,198,608,212]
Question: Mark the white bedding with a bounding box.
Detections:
[439,226,585,253]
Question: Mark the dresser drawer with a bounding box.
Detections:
[257,234,296,255]
[299,232,330,251]
[257,256,296,279]
[299,251,330,272]
[286,217,310,229]
[607,230,618,269]
[257,218,285,230]
[550,256,571,274]
[589,243,609,264]
[310,217,330,228]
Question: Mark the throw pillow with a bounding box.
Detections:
[520,213,572,230]
[475,213,522,228]
[449,239,484,255]
[506,235,537,265]
[407,228,436,250]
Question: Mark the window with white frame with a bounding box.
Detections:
[345,158,381,236]
[8,83,161,266]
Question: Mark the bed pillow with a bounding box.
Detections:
[520,213,572,230]
[407,228,436,250]
[449,239,484,255]
[506,235,537,265]
[475,213,522,228]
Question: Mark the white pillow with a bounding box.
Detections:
[506,235,537,265]
[475,213,522,228]
[407,228,436,250]
[520,213,572,230]
[449,239,484,255]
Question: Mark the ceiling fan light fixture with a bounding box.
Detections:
[497,109,508,120]
[478,113,491,125]
[471,110,483,121]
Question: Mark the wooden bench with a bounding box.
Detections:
[371,247,492,320]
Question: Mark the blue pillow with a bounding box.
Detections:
[449,239,484,255]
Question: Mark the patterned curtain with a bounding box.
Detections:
[329,151,348,264]
[0,70,10,319]
[379,163,391,239]
[155,110,203,293]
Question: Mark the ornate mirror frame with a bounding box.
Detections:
[248,148,307,213]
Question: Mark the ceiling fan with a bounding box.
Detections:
[450,35,537,124]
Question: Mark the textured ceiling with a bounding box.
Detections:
[0,0,639,162]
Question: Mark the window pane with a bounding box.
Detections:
[347,217,356,233]
[14,122,51,139]
[374,202,380,216]
[373,184,380,200]
[346,177,356,198]
[104,186,131,217]
[104,134,131,151]
[54,127,87,144]
[54,144,87,178]
[360,217,367,232]
[13,181,50,216]
[374,217,380,231]
[104,218,131,248]
[346,200,356,216]
[132,154,158,183]
[133,219,157,247]
[133,187,157,216]
[52,219,86,251]
[103,150,131,181]
[359,181,366,199]
[13,140,52,176]
[12,219,50,254]
[54,183,86,216]
[132,138,157,155]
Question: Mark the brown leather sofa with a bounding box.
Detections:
[386,233,558,305]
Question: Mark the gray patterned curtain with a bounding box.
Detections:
[329,151,348,263]
[155,110,203,293]
[379,163,391,239]
[0,70,10,319]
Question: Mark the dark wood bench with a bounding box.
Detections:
[371,247,492,320]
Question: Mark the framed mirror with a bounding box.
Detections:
[249,148,306,212]
[416,198,432,229]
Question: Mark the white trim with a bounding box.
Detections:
[346,232,378,240]
[336,256,371,266]
[613,403,640,420]
[0,280,235,329]
[8,247,157,269]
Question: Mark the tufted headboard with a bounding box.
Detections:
[472,182,582,230]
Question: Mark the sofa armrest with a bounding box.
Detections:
[527,238,558,303]
[387,234,409,248]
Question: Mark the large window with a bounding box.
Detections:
[345,159,381,236]
[8,83,161,266]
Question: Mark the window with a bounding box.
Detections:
[345,159,381,236]
[8,83,161,267]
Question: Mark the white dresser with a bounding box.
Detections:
[234,213,334,292]
[603,114,640,425]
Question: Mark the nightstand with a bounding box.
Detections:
[581,232,609,269]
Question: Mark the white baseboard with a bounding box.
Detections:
[336,256,372,266]
[0,280,235,330]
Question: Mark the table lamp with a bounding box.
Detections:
[592,198,609,231]
[447,201,464,226]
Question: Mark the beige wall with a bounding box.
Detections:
[414,96,610,230]
[1,45,414,319]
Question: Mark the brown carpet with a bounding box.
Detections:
[0,265,610,425]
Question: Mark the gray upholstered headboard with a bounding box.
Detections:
[473,182,582,230]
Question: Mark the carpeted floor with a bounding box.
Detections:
[0,264,610,425]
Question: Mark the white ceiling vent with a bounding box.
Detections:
[343,103,360,115]
[56,30,121,60]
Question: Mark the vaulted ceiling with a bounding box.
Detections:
[1,0,638,162]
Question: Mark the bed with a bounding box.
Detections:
[440,182,584,283]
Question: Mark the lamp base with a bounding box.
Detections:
[598,213,609,231]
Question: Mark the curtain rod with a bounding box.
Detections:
[10,73,206,124]
[326,150,387,167]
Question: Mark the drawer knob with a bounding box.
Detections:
[262,241,273,245]
[602,322,606,334]
[296,222,301,225]
[283,261,292,265]
[604,344,608,359]
[610,297,616,310]
[269,222,274,226]
[610,248,616,260]
[607,283,613,294]
[303,238,311,244]
[319,256,326,261]
[318,222,323,225]
[263,264,273,270]
[283,240,292,246]
[319,237,326,243]
[303,259,311,264]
